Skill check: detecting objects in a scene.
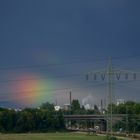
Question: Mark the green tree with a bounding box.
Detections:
[15,110,35,132]
[40,102,54,111]
[0,110,16,132]
[71,99,81,114]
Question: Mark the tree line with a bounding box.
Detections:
[109,101,140,133]
[0,99,98,133]
[0,100,140,133]
[0,102,65,133]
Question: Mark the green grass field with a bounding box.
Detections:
[0,133,125,140]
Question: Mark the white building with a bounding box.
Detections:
[116,99,125,106]
[63,104,71,110]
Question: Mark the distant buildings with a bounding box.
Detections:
[54,106,61,111]
[63,104,71,111]
[116,99,125,106]
[84,104,91,110]
[14,108,22,112]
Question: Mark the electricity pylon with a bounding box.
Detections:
[86,58,137,135]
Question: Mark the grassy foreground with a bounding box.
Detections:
[0,133,125,140]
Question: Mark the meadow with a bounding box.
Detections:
[0,133,125,140]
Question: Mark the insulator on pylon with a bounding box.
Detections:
[86,74,89,80]
[125,73,128,80]
[94,74,97,80]
[133,73,136,80]
[101,73,105,80]
[116,73,121,80]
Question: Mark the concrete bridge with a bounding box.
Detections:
[63,114,125,131]
[64,114,125,121]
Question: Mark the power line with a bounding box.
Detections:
[0,69,139,84]
[0,58,107,70]
[117,83,140,90]
[0,82,107,102]
[0,82,107,96]
[0,73,83,84]
[0,54,140,70]
[0,78,139,98]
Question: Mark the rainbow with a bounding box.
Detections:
[10,73,53,107]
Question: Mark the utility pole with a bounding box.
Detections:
[55,99,57,106]
[126,105,128,135]
[69,91,72,106]
[101,99,103,114]
[69,91,72,113]
[108,58,113,135]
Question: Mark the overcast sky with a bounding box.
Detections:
[0,0,140,108]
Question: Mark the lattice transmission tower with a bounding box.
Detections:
[86,58,137,135]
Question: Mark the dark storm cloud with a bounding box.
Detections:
[0,0,140,107]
